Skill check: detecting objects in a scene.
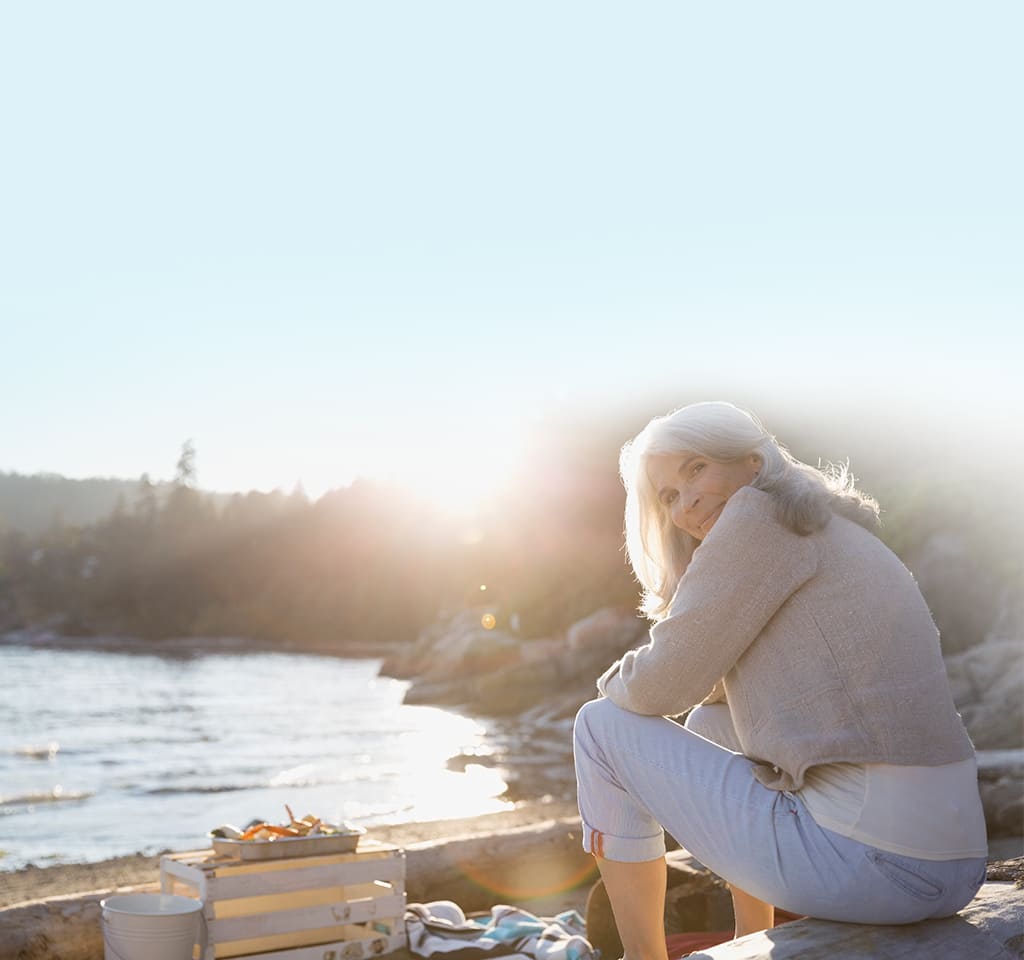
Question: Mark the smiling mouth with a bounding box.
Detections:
[698,505,723,532]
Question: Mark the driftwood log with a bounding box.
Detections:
[685,879,1024,959]
[0,817,596,960]
[0,888,109,960]
[2,826,1022,960]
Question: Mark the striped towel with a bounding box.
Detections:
[406,900,598,960]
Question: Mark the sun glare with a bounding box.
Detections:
[373,427,525,518]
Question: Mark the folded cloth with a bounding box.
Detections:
[405,900,597,960]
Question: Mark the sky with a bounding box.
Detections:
[2,2,1020,510]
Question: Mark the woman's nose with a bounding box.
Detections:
[671,498,692,529]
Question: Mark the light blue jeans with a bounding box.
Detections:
[573,698,987,924]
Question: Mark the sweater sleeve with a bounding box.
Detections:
[597,487,819,716]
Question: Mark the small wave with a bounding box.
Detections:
[143,767,392,795]
[0,786,93,807]
[13,742,60,760]
[269,764,320,788]
[145,784,254,796]
[267,763,396,789]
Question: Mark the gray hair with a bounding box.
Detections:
[619,401,880,621]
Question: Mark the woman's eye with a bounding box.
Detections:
[691,462,705,476]
[662,491,677,506]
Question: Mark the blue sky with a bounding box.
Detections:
[2,2,1020,506]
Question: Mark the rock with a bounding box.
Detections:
[561,607,649,690]
[440,628,521,677]
[399,607,648,718]
[566,607,647,657]
[473,661,567,716]
[988,836,1024,861]
[978,750,1024,839]
[384,608,523,687]
[906,531,1002,655]
[467,610,647,717]
[946,639,1024,750]
[401,677,472,706]
[389,607,531,707]
[980,778,1024,838]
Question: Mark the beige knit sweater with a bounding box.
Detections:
[598,486,975,791]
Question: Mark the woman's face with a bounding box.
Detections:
[648,451,761,540]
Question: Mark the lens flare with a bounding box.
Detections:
[457,843,599,900]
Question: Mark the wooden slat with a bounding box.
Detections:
[166,841,401,878]
[210,893,405,942]
[207,881,395,920]
[206,855,404,899]
[159,856,206,898]
[215,929,407,960]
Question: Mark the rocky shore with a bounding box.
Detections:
[385,599,1024,843]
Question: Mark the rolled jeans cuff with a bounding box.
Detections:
[580,818,666,862]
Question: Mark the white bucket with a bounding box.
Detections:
[101,894,207,960]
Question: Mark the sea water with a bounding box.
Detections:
[0,644,511,870]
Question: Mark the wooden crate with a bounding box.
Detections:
[160,840,406,960]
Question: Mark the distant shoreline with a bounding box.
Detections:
[0,627,406,661]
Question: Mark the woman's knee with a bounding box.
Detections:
[574,697,616,737]
[574,697,635,752]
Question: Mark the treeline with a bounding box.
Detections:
[0,408,1017,653]
[0,470,237,538]
[0,430,638,650]
[0,471,153,538]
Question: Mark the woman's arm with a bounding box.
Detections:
[599,487,818,716]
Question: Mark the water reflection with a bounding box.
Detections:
[0,645,511,869]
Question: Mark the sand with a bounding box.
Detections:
[0,798,581,909]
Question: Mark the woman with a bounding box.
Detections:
[573,401,987,957]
